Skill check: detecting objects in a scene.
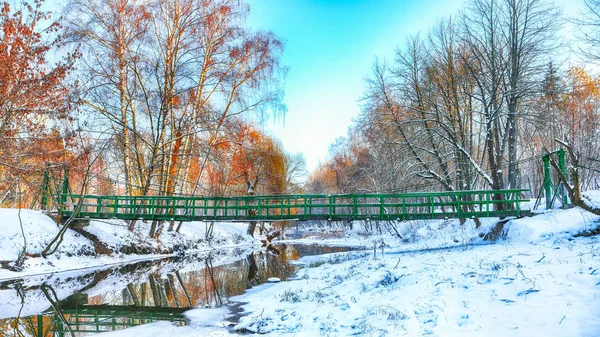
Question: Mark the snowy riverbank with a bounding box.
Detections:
[0,209,255,280]
[2,194,600,336]
[227,206,600,336]
[96,203,600,336]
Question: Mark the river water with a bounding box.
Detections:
[0,243,358,336]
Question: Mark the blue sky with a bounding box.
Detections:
[246,0,466,172]
[246,0,582,173]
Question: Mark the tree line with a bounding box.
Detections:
[309,0,600,200]
[0,0,306,234]
[3,0,600,239]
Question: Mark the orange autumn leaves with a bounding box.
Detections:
[0,0,78,207]
[206,121,286,197]
[534,66,600,149]
[563,67,600,141]
[309,138,374,194]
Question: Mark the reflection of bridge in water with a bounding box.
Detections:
[49,305,187,336]
[30,268,195,336]
[1,244,350,336]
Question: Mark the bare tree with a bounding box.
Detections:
[501,0,562,189]
[67,0,285,235]
[283,152,307,193]
[344,0,563,220]
[573,0,600,63]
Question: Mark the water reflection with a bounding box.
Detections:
[0,244,356,336]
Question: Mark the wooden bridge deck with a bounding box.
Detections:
[58,189,530,222]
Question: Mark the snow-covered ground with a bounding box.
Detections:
[96,203,600,336]
[0,209,93,262]
[0,209,254,280]
[234,239,600,336]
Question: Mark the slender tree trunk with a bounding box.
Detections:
[246,175,258,237]
[119,56,132,196]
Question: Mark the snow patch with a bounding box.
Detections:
[0,209,92,261]
[0,209,255,280]
[505,208,600,242]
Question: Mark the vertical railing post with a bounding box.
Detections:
[41,164,50,210]
[171,198,176,218]
[516,192,521,216]
[543,154,552,209]
[457,193,462,219]
[235,198,239,218]
[332,196,336,219]
[97,196,102,216]
[131,196,136,216]
[302,197,307,220]
[402,195,406,221]
[146,197,155,216]
[429,195,434,219]
[479,193,483,212]
[245,198,249,218]
[328,195,333,220]
[113,196,118,217]
[558,148,568,209]
[75,311,80,331]
[55,314,64,337]
[380,196,385,220]
[60,167,70,215]
[353,195,358,220]
[485,192,490,217]
[257,199,262,220]
[37,315,43,337]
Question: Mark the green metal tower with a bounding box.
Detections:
[536,149,569,210]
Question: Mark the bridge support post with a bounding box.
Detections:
[543,154,552,210]
[558,149,568,209]
[40,164,50,211]
[60,167,70,214]
[541,148,569,210]
[37,314,43,337]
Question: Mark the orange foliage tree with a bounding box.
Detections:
[207,120,287,197]
[203,120,290,236]
[560,66,600,188]
[0,0,77,207]
[523,65,600,191]
[562,67,600,147]
[308,136,375,194]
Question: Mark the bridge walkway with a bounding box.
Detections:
[58,189,530,222]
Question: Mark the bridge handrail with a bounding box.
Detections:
[56,189,530,222]
[58,189,529,201]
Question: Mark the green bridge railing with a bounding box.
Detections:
[51,306,187,335]
[58,189,530,222]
